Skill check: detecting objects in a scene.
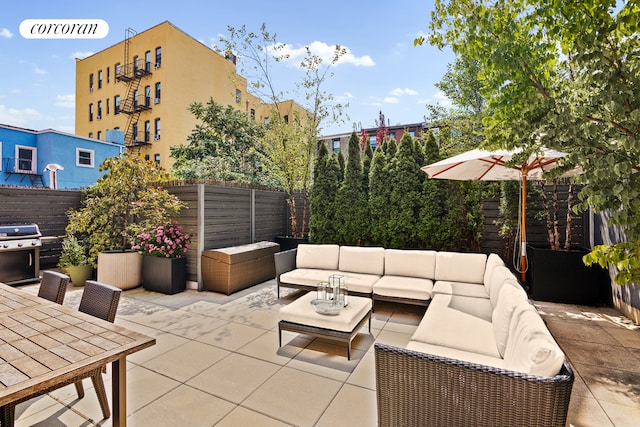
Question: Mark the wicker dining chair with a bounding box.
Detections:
[37,270,70,304]
[73,280,122,419]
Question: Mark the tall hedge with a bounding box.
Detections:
[369,141,393,247]
[309,143,341,243]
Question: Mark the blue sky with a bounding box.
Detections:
[0,0,454,136]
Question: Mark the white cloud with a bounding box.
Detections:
[34,65,47,75]
[0,28,13,38]
[275,41,375,67]
[72,51,94,59]
[55,94,75,109]
[390,87,418,96]
[383,97,399,104]
[0,104,42,126]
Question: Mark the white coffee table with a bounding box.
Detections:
[278,292,372,360]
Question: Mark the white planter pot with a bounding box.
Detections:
[97,251,142,290]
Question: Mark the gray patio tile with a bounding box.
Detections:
[242,366,342,426]
[574,363,640,408]
[157,312,228,339]
[602,323,640,350]
[14,395,86,427]
[237,329,311,365]
[127,384,235,426]
[566,393,614,427]
[562,339,640,373]
[373,329,413,348]
[144,340,229,382]
[346,350,376,390]
[316,383,377,427]
[217,406,293,427]
[231,306,281,329]
[187,353,279,403]
[195,321,268,351]
[599,399,640,427]
[286,339,363,381]
[126,331,190,364]
[545,318,620,346]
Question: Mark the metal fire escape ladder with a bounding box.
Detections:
[116,28,152,150]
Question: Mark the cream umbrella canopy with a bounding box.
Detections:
[421,148,580,283]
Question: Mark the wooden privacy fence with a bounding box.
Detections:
[0,183,585,289]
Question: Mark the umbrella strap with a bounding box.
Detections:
[513,179,529,274]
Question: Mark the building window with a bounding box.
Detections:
[88,132,93,139]
[76,148,94,167]
[98,70,103,89]
[107,66,110,83]
[115,62,121,77]
[332,140,340,153]
[114,95,120,114]
[97,101,102,119]
[284,115,289,124]
[154,153,160,164]
[408,130,416,137]
[154,82,161,103]
[133,55,139,74]
[145,85,151,107]
[97,131,102,140]
[132,123,138,142]
[250,109,255,121]
[106,98,110,115]
[155,46,162,67]
[144,120,150,143]
[89,73,94,92]
[134,90,139,108]
[370,135,377,149]
[154,118,161,140]
[388,131,396,141]
[89,103,94,121]
[15,145,36,173]
[144,154,150,161]
[145,50,151,73]
[236,89,241,104]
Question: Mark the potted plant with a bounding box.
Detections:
[65,153,186,290]
[58,235,92,286]
[131,221,191,294]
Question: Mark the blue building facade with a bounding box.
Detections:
[0,124,124,189]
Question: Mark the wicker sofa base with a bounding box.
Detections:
[279,311,371,360]
[374,343,574,427]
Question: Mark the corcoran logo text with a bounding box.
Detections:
[20,19,109,39]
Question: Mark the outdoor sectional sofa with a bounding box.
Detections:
[275,244,574,426]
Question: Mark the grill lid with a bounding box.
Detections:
[0,224,41,239]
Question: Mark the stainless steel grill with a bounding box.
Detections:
[0,224,41,285]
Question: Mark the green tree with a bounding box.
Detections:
[309,142,341,243]
[387,133,425,248]
[418,131,448,249]
[420,0,640,284]
[369,141,393,247]
[66,154,185,266]
[337,150,345,182]
[219,23,348,238]
[170,98,269,185]
[334,132,369,245]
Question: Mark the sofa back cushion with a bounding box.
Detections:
[384,249,436,279]
[504,303,565,377]
[483,253,506,292]
[492,284,529,357]
[435,252,487,284]
[488,265,520,307]
[296,244,340,270]
[339,246,385,275]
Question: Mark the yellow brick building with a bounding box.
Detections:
[75,21,306,170]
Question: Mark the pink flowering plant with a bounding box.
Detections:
[131,221,191,258]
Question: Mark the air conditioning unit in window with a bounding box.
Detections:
[89,87,93,92]
[154,134,161,140]
[154,97,160,104]
[96,115,101,120]
[154,62,161,69]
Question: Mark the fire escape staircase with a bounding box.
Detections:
[116,28,152,150]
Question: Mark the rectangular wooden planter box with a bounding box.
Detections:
[201,241,280,295]
[526,245,611,306]
[142,255,187,295]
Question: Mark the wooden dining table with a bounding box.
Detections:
[0,282,155,426]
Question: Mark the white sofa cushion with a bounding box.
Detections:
[373,275,433,301]
[492,284,529,357]
[338,272,381,294]
[483,253,506,292]
[432,281,489,298]
[384,249,436,279]
[503,302,565,377]
[296,244,339,270]
[488,265,520,307]
[446,294,494,321]
[407,340,507,371]
[411,294,500,358]
[339,246,385,275]
[279,292,372,332]
[279,268,341,288]
[435,252,487,284]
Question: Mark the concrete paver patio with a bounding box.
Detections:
[12,278,640,426]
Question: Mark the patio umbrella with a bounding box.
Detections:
[421,148,579,283]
